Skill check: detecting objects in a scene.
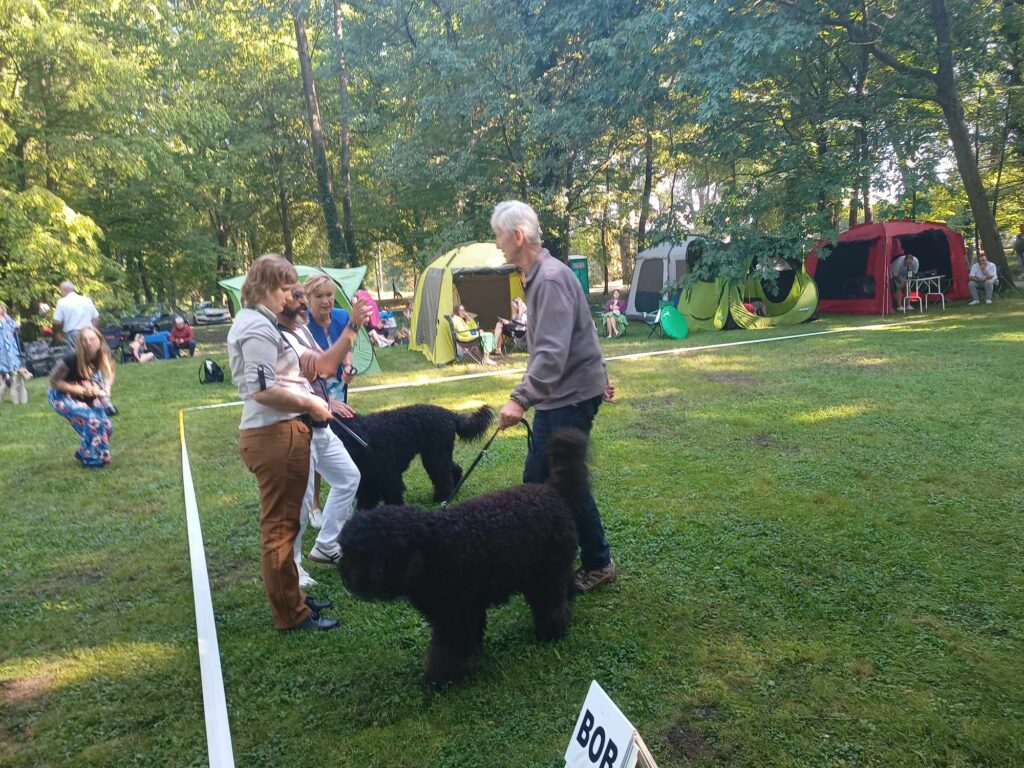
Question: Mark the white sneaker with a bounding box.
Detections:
[297,565,318,588]
[984,299,992,304]
[968,300,980,305]
[309,507,323,529]
[308,543,341,564]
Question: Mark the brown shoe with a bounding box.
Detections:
[573,559,616,593]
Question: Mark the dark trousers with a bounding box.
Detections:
[170,340,196,357]
[523,394,611,570]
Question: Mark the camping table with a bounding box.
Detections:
[905,275,945,311]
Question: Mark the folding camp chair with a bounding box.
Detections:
[444,315,484,364]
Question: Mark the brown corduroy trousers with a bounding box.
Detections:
[239,419,312,630]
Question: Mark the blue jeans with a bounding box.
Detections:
[523,394,611,570]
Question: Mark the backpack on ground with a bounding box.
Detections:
[199,359,225,384]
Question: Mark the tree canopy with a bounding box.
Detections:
[2,0,1021,317]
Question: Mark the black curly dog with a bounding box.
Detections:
[339,428,588,687]
[330,404,493,508]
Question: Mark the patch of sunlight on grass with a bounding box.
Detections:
[793,403,872,424]
[986,331,1024,342]
[0,642,180,701]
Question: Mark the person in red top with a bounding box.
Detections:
[168,315,196,358]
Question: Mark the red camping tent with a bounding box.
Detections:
[806,220,970,315]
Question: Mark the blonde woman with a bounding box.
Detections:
[47,326,116,467]
[129,333,156,363]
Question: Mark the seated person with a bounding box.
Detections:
[493,297,527,355]
[890,252,920,307]
[367,325,394,347]
[968,253,998,304]
[599,289,628,338]
[742,300,767,317]
[168,315,196,357]
[129,333,155,363]
[450,303,496,365]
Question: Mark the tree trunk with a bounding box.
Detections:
[332,0,358,264]
[931,0,1008,275]
[292,3,348,266]
[277,177,294,262]
[637,130,654,251]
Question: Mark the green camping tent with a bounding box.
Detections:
[218,265,379,374]
[678,257,818,332]
[409,243,525,365]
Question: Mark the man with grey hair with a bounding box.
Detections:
[53,280,99,347]
[492,200,617,593]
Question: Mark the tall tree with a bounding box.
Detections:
[292,0,349,266]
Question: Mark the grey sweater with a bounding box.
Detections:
[511,250,607,411]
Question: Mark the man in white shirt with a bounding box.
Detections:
[53,281,99,346]
[968,253,998,305]
[890,252,919,308]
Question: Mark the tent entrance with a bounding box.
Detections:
[896,229,954,280]
[634,258,665,313]
[453,271,514,329]
[814,239,876,300]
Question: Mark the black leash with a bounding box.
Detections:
[332,416,369,449]
[441,419,533,508]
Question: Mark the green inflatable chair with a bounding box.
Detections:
[659,306,689,339]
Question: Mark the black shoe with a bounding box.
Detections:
[305,597,333,613]
[282,614,339,632]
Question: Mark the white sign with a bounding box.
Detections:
[565,681,658,768]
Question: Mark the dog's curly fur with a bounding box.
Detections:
[331,404,493,508]
[339,428,589,687]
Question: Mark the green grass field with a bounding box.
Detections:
[2,303,1023,767]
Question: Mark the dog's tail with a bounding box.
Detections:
[454,404,494,440]
[546,428,590,512]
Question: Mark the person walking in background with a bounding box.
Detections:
[492,200,617,593]
[53,281,99,348]
[168,315,197,357]
[0,301,31,405]
[47,326,116,467]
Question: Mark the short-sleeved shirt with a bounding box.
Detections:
[54,292,99,333]
[890,255,919,280]
[58,351,105,400]
[969,261,997,280]
[306,307,350,381]
[226,305,314,429]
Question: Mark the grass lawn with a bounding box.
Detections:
[2,301,1023,767]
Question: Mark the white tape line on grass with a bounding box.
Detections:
[178,411,236,768]
[183,317,929,412]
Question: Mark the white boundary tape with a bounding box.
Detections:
[177,315,930,761]
[183,317,930,413]
[179,411,236,768]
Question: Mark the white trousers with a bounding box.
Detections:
[293,425,360,567]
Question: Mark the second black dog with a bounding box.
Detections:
[339,428,588,687]
[331,403,493,508]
